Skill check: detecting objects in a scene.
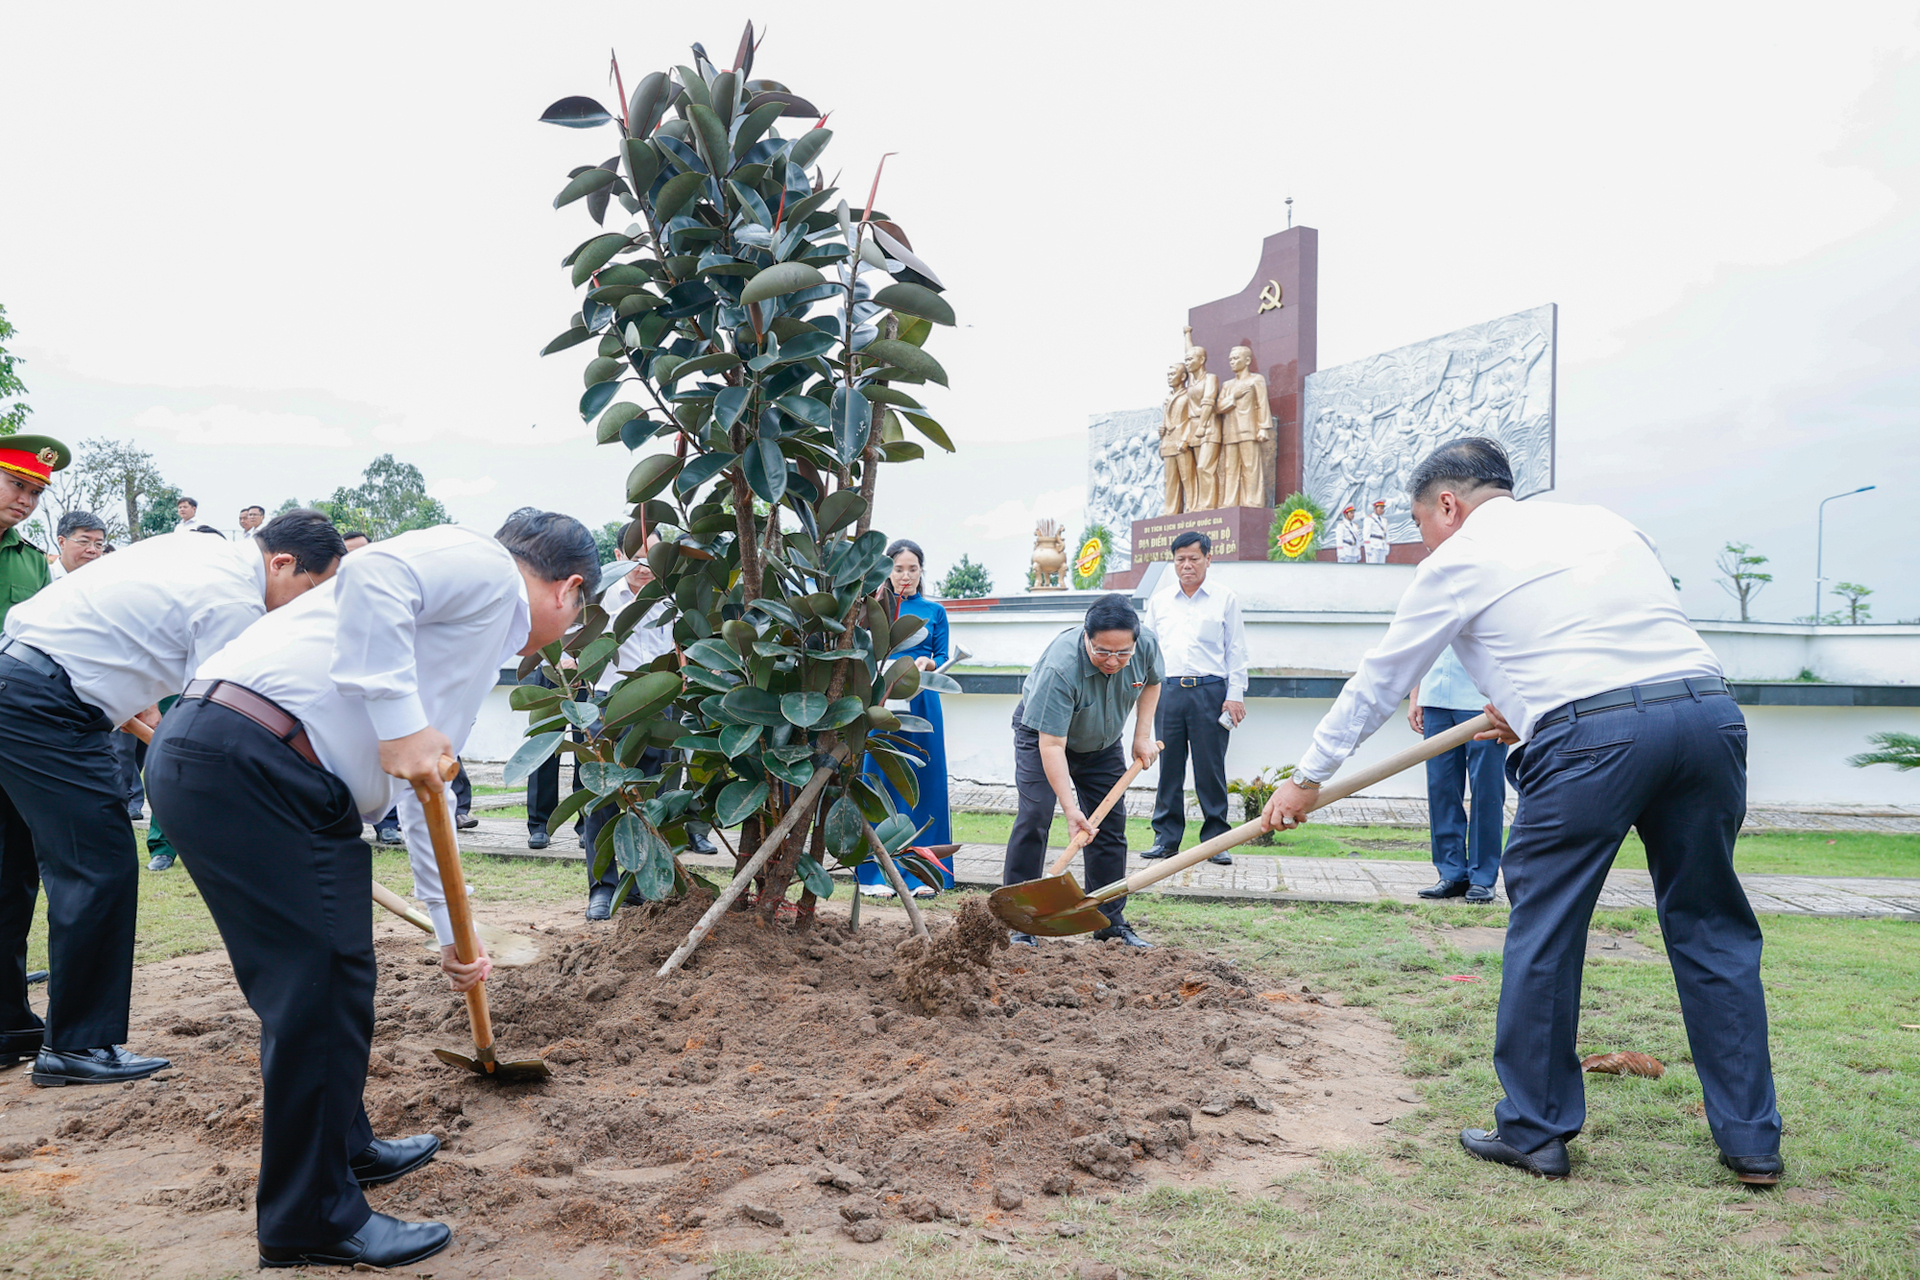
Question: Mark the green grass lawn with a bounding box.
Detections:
[13,837,1920,1277]
[949,811,1920,879]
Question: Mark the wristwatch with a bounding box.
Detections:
[1292,775,1322,789]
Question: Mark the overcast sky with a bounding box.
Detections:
[4,3,1916,623]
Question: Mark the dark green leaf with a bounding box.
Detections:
[504,732,564,787]
[719,722,763,757]
[742,436,786,503]
[688,103,731,172]
[740,261,827,306]
[623,137,661,193]
[893,713,935,734]
[732,100,787,161]
[596,401,644,444]
[715,778,769,826]
[831,386,871,465]
[878,440,925,462]
[860,384,924,410]
[796,855,835,898]
[816,490,867,533]
[584,355,623,387]
[603,670,683,728]
[714,384,751,430]
[626,71,672,137]
[744,90,820,119]
[580,380,621,421]
[540,325,592,357]
[776,393,832,428]
[901,411,955,452]
[875,812,920,853]
[547,784,599,833]
[709,71,737,124]
[824,795,865,859]
[850,776,891,823]
[720,686,787,726]
[767,755,813,787]
[863,338,948,387]
[625,453,682,503]
[788,127,833,171]
[780,691,828,727]
[674,451,736,494]
[917,671,961,694]
[540,96,613,129]
[654,170,706,221]
[555,167,617,209]
[664,351,743,383]
[872,282,954,326]
[821,695,864,729]
[570,233,633,288]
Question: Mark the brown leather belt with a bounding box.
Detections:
[181,678,322,768]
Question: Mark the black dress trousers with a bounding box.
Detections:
[145,696,376,1249]
[1002,714,1129,926]
[1492,689,1780,1159]
[1151,676,1231,849]
[0,650,139,1048]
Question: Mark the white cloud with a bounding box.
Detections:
[427,475,499,501]
[133,404,355,448]
[962,484,1086,542]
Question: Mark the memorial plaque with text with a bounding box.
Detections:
[1129,507,1274,566]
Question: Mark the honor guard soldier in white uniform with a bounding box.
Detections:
[1333,504,1362,563]
[0,509,342,1085]
[1362,498,1391,564]
[145,511,598,1271]
[1265,439,1780,1187]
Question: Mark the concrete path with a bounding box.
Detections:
[438,814,1920,921]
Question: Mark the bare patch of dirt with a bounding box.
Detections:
[0,893,1416,1276]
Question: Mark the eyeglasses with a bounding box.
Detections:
[1087,642,1136,661]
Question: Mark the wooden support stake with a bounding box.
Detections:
[865,824,930,940]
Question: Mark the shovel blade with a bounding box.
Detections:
[432,1046,553,1082]
[987,871,1088,934]
[1025,899,1116,937]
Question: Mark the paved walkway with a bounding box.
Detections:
[438,814,1920,921]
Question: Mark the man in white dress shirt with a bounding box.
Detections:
[172,496,216,534]
[1141,531,1248,865]
[144,509,597,1270]
[237,505,266,539]
[1263,438,1780,1187]
[0,509,344,1087]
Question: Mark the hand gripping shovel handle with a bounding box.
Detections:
[1084,714,1494,906]
[411,755,497,1064]
[1045,740,1161,877]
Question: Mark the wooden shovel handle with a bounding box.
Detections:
[411,754,494,1057]
[1089,715,1494,904]
[1046,740,1161,876]
[371,879,435,935]
[121,716,154,745]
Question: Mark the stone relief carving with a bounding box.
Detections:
[1084,407,1164,570]
[1301,304,1556,545]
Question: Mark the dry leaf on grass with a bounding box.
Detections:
[1582,1051,1665,1078]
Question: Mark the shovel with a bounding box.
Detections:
[414,755,552,1082]
[1033,740,1160,886]
[990,714,1493,935]
[371,879,541,969]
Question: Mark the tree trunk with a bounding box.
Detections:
[124,476,138,541]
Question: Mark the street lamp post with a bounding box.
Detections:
[1814,486,1876,624]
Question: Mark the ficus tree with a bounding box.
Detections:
[514,24,958,930]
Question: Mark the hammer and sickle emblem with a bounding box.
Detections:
[36,448,58,467]
[1257,280,1283,313]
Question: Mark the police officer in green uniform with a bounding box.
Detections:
[0,434,69,1069]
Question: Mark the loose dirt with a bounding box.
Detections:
[0,894,1417,1277]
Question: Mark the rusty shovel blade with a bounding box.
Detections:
[431,1045,553,1083]
[987,871,1109,937]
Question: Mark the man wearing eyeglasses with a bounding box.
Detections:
[50,511,108,579]
[1002,593,1163,949]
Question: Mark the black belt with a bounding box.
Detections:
[1170,675,1225,688]
[1537,677,1730,729]
[181,678,323,768]
[0,638,62,680]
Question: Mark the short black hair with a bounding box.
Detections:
[178,497,198,509]
[495,508,598,585]
[57,511,106,539]
[241,505,265,516]
[257,507,348,575]
[341,529,370,544]
[1407,437,1515,505]
[195,525,226,536]
[1082,592,1140,640]
[1170,530,1211,556]
[885,538,925,569]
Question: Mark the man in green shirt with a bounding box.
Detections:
[0,436,68,628]
[1003,593,1163,948]
[0,434,69,1068]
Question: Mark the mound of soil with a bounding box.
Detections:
[0,894,1416,1275]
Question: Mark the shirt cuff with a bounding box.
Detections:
[365,693,430,741]
[1227,680,1247,702]
[426,902,455,949]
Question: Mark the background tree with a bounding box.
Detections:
[592,519,628,565]
[1832,581,1873,624]
[138,483,186,538]
[1714,541,1771,621]
[310,454,450,541]
[935,553,991,599]
[516,25,959,932]
[1849,731,1920,772]
[33,437,172,541]
[0,303,30,436]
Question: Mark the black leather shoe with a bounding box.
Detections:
[455,811,479,831]
[1140,845,1178,861]
[1093,922,1152,949]
[24,970,47,986]
[527,826,551,850]
[688,831,718,855]
[0,1026,44,1069]
[1009,932,1037,947]
[1465,884,1496,904]
[351,1133,440,1187]
[1459,1128,1569,1178]
[32,1045,171,1087]
[585,883,615,921]
[259,1212,452,1269]
[1719,1150,1783,1186]
[1208,851,1233,866]
[1418,879,1470,899]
